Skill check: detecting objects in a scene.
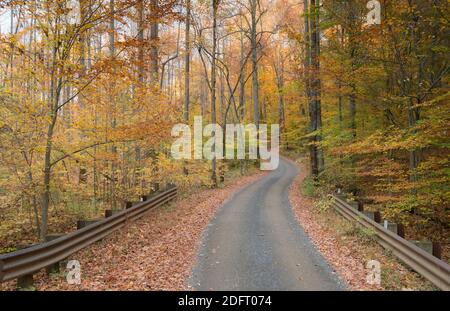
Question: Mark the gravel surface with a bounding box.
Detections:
[190,158,346,290]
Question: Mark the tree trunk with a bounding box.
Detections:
[250,0,259,130]
[274,55,285,138]
[308,0,324,176]
[109,0,117,209]
[184,0,191,122]
[349,91,356,139]
[41,117,56,241]
[150,0,159,84]
[337,26,344,126]
[40,72,61,241]
[210,0,218,186]
[408,97,420,195]
[239,20,246,121]
[138,0,145,84]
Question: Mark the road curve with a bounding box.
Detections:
[190,158,346,291]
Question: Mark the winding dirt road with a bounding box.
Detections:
[190,158,346,290]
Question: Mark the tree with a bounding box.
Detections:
[184,0,191,122]
[303,0,323,177]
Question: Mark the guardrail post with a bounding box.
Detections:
[45,234,64,275]
[374,211,382,223]
[357,201,364,212]
[397,223,405,238]
[432,242,442,259]
[17,274,33,290]
[16,244,34,290]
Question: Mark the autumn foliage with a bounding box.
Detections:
[0,0,448,256]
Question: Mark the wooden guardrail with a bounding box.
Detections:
[331,194,450,291]
[0,185,178,285]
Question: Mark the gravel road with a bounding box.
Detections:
[190,158,346,291]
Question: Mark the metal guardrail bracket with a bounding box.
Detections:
[0,261,4,280]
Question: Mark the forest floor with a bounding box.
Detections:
[286,155,438,290]
[0,167,266,291]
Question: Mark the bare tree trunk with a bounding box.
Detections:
[348,11,357,141]
[41,113,56,241]
[109,0,117,209]
[211,0,218,186]
[308,0,324,177]
[250,0,259,130]
[27,2,41,237]
[184,0,191,122]
[134,0,150,184]
[238,18,246,174]
[41,66,62,241]
[408,97,420,187]
[150,0,159,84]
[9,8,14,91]
[200,75,207,116]
[219,46,225,124]
[79,0,87,78]
[138,0,145,84]
[134,0,145,187]
[239,20,246,121]
[337,26,344,126]
[274,54,285,139]
[303,0,313,166]
[182,1,191,176]
[349,91,356,139]
[337,80,343,124]
[407,4,423,201]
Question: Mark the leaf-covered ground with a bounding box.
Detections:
[0,169,266,291]
[286,157,437,291]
